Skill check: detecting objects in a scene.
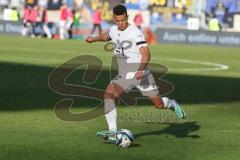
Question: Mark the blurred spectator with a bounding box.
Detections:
[38,6,52,39]
[214,0,226,29]
[209,18,220,31]
[21,5,32,36]
[29,5,38,37]
[73,10,81,25]
[3,7,19,21]
[134,12,143,29]
[59,2,68,39]
[70,9,81,39]
[91,7,102,35]
[66,7,74,39]
[10,7,19,21]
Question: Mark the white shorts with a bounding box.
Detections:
[111,72,159,97]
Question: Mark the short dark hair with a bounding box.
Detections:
[113,4,127,16]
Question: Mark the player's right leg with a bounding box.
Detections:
[96,130,118,144]
[97,82,125,143]
[104,82,125,132]
[148,96,185,119]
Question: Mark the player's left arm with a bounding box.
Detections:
[134,27,151,80]
[139,46,151,70]
[135,46,151,80]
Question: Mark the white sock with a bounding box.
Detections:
[104,99,117,132]
[162,97,173,109]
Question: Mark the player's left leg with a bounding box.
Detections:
[136,73,185,119]
[148,96,185,119]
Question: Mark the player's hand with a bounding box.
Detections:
[85,36,94,43]
[135,70,144,80]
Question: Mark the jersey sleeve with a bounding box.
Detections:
[134,28,147,49]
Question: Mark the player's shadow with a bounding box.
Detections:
[134,122,200,139]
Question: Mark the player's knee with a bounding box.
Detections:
[153,101,164,109]
[104,92,116,100]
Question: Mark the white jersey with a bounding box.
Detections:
[108,24,147,64]
[107,25,159,96]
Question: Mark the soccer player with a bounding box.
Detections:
[85,4,185,143]
[91,7,102,35]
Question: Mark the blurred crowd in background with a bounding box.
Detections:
[0,0,240,41]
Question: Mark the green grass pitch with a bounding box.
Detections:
[0,35,240,160]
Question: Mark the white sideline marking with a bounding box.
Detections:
[159,58,229,72]
[0,46,230,71]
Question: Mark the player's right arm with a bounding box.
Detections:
[85,32,110,43]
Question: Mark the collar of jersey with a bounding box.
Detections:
[117,24,131,32]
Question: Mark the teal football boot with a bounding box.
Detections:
[171,100,185,119]
[96,130,118,144]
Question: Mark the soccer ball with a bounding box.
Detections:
[115,129,134,148]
